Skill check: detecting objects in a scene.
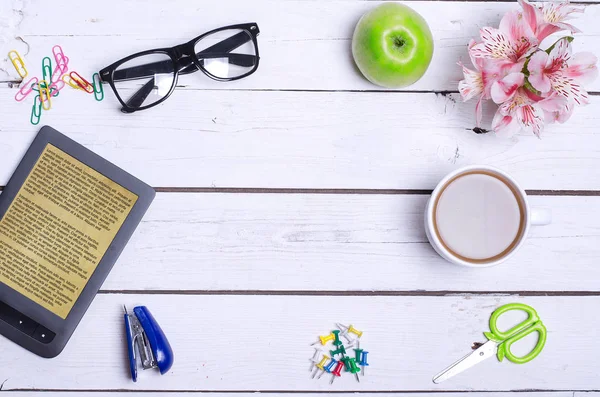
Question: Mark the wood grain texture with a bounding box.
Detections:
[0,89,599,190]
[95,192,600,292]
[0,294,596,391]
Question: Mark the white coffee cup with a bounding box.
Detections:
[424,165,551,267]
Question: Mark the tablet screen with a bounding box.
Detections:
[0,144,138,319]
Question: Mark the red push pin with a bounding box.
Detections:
[330,360,344,384]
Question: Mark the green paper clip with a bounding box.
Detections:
[42,57,53,83]
[30,95,42,125]
[92,72,104,101]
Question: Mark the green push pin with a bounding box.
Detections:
[354,348,363,362]
[329,344,346,357]
[332,330,342,346]
[348,357,361,383]
[341,356,351,372]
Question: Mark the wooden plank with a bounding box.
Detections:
[0,294,596,391]
[1,1,599,92]
[94,193,600,292]
[1,89,600,190]
[2,391,576,397]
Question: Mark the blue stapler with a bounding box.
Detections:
[124,306,174,382]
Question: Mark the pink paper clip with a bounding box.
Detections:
[49,80,65,96]
[70,71,93,93]
[52,45,68,67]
[15,77,38,102]
[50,63,67,83]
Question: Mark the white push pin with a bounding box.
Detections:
[309,348,322,372]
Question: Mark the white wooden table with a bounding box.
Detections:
[1,0,599,396]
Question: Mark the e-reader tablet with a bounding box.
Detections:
[0,126,155,358]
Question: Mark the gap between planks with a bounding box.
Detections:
[97,290,600,296]
[2,389,597,393]
[2,186,599,196]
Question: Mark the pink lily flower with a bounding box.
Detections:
[519,0,584,41]
[527,37,598,105]
[492,88,567,138]
[471,9,538,64]
[459,40,525,126]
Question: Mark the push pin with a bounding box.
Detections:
[311,332,335,346]
[309,348,322,371]
[330,360,344,384]
[336,323,363,338]
[330,344,346,357]
[347,357,361,383]
[311,354,330,379]
[318,357,337,379]
[332,329,342,346]
[359,350,369,376]
[354,348,363,363]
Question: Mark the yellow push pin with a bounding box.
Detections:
[310,332,335,346]
[311,354,330,378]
[337,323,363,338]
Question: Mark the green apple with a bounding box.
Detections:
[352,3,434,88]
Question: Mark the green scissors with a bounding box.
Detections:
[433,303,547,383]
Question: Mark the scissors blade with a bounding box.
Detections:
[433,340,498,384]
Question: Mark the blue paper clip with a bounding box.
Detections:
[124,306,174,382]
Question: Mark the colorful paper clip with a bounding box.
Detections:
[62,74,83,90]
[69,71,93,93]
[51,61,67,84]
[8,50,27,78]
[42,57,53,83]
[49,80,65,96]
[30,95,42,125]
[15,77,38,102]
[52,45,68,68]
[38,80,52,111]
[92,72,104,101]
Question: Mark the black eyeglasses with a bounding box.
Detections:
[99,23,260,113]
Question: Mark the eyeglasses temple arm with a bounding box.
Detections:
[121,77,155,113]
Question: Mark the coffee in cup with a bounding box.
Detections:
[425,165,551,267]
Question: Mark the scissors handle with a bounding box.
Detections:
[484,303,547,364]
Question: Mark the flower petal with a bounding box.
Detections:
[458,62,484,102]
[537,92,568,112]
[548,37,572,66]
[527,51,552,93]
[475,95,484,127]
[471,28,515,60]
[536,24,561,41]
[492,110,521,138]
[550,74,590,105]
[552,22,582,34]
[491,72,525,103]
[499,10,538,59]
[564,52,599,86]
[518,0,539,33]
[516,104,545,138]
[541,2,584,24]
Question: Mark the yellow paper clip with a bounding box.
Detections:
[8,50,28,78]
[39,80,52,111]
[62,74,82,90]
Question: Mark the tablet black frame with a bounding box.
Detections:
[0,125,155,358]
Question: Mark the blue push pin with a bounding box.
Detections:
[359,351,369,376]
[317,357,338,379]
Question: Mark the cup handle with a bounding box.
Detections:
[531,207,552,226]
